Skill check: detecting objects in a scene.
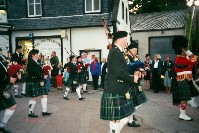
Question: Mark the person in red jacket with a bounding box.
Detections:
[172,36,198,121]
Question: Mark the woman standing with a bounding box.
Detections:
[163,54,174,94]
[151,54,163,93]
[142,54,152,91]
[26,49,52,118]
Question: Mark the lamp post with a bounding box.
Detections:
[186,0,199,52]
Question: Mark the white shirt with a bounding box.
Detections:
[115,44,123,52]
[154,60,159,68]
[101,62,104,75]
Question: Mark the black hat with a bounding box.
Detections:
[127,42,138,51]
[113,31,128,42]
[16,45,22,50]
[172,36,188,55]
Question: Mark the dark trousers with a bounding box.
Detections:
[101,75,105,89]
[152,68,161,93]
[92,75,99,90]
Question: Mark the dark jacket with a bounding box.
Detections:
[12,52,23,65]
[68,62,78,79]
[151,60,163,75]
[50,56,59,77]
[0,54,9,93]
[26,59,44,82]
[100,62,107,75]
[162,60,174,78]
[105,45,134,95]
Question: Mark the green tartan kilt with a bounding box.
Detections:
[66,77,78,88]
[173,80,191,103]
[129,86,147,107]
[26,82,48,97]
[0,93,16,111]
[100,92,135,120]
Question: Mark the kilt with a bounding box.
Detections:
[26,82,48,97]
[65,77,78,88]
[130,84,147,107]
[0,93,16,111]
[172,80,191,105]
[100,92,135,120]
[78,73,87,85]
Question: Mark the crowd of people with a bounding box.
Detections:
[0,31,199,133]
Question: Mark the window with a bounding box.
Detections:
[85,0,101,13]
[122,2,124,20]
[126,8,128,24]
[0,0,5,7]
[27,0,42,17]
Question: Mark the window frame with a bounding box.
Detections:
[27,0,42,17]
[85,0,101,13]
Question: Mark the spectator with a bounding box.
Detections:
[162,54,174,94]
[142,54,152,91]
[90,57,101,92]
[151,54,163,93]
[50,51,59,88]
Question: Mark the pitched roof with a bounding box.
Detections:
[130,10,186,32]
[8,13,112,31]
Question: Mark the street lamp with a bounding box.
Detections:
[186,0,199,49]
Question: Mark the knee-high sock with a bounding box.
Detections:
[76,87,81,98]
[128,113,135,123]
[64,87,70,97]
[41,98,47,112]
[118,117,129,132]
[179,102,192,120]
[14,84,18,95]
[109,121,120,133]
[0,109,15,128]
[29,100,36,114]
[21,82,26,94]
[83,84,87,91]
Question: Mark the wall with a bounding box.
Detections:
[131,29,185,60]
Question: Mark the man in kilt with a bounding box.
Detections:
[0,53,22,133]
[100,31,139,133]
[172,36,197,121]
[63,55,85,100]
[11,45,26,98]
[26,49,52,118]
[126,43,147,127]
[77,56,88,93]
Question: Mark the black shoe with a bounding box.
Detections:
[128,121,141,127]
[83,91,88,93]
[133,115,138,121]
[28,113,38,118]
[21,93,27,97]
[79,97,85,101]
[0,127,12,133]
[15,95,23,98]
[63,97,69,100]
[42,112,53,116]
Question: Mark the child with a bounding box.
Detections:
[56,63,64,90]
[43,59,53,91]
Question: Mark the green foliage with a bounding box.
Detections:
[129,0,187,14]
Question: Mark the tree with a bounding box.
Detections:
[129,0,187,14]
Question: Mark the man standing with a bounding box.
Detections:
[100,31,139,133]
[11,45,25,98]
[100,58,107,89]
[50,51,59,88]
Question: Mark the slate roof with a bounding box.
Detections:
[130,10,186,32]
[8,13,112,31]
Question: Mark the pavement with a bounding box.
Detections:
[1,82,199,133]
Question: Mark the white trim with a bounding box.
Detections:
[177,71,192,75]
[85,0,101,13]
[27,0,42,17]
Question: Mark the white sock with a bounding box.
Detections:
[21,82,26,94]
[128,113,135,123]
[29,100,36,114]
[109,121,120,133]
[83,84,87,91]
[41,98,47,113]
[76,87,81,98]
[0,109,15,128]
[64,87,70,97]
[118,117,129,131]
[14,84,18,95]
